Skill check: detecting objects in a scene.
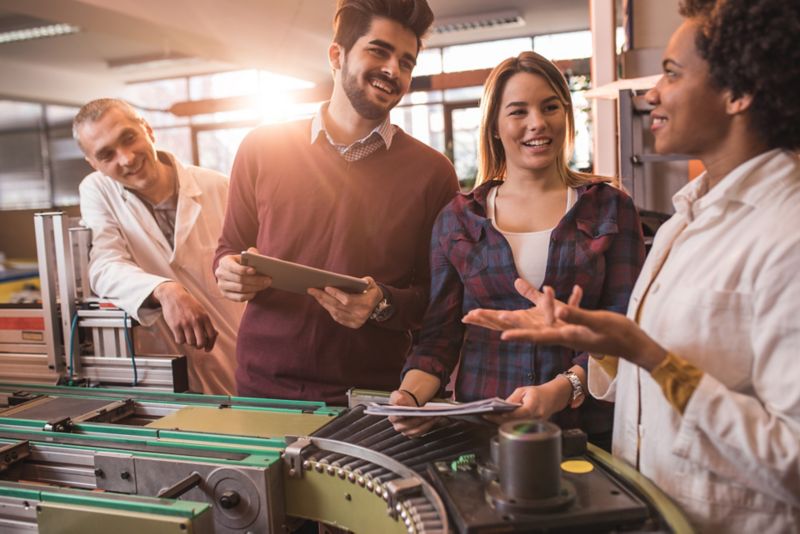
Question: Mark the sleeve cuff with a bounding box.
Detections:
[650,351,704,414]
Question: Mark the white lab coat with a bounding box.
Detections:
[589,149,800,533]
[79,152,243,394]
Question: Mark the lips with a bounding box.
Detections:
[123,160,144,177]
[650,113,667,132]
[521,137,552,148]
[367,72,399,95]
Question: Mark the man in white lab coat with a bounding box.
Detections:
[74,98,243,394]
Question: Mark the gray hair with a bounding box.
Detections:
[72,98,143,152]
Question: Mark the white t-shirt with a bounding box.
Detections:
[486,185,576,288]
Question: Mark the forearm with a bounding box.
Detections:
[398,369,442,406]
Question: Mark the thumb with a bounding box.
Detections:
[514,278,543,305]
[557,305,604,329]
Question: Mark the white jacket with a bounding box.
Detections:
[589,149,800,533]
[79,152,243,394]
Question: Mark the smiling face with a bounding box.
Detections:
[646,20,731,157]
[77,106,164,197]
[336,16,417,120]
[495,71,567,180]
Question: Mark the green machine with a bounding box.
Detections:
[0,382,694,534]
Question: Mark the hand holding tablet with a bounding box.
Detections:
[240,251,368,295]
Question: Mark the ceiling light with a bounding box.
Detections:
[432,10,524,34]
[0,23,80,45]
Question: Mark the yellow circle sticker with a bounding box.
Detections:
[560,460,594,474]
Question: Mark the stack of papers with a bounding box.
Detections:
[364,397,520,417]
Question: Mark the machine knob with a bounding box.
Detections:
[219,490,241,509]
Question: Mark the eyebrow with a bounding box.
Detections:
[504,95,561,108]
[93,127,137,159]
[662,58,683,69]
[369,38,417,65]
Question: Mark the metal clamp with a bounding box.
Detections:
[0,441,31,473]
[43,416,72,432]
[283,437,312,478]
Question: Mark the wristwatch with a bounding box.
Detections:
[369,287,394,323]
[560,370,585,409]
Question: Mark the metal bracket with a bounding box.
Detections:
[384,477,423,519]
[0,440,31,473]
[72,399,136,424]
[283,437,312,479]
[157,471,203,499]
[43,416,73,432]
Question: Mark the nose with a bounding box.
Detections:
[117,147,135,167]
[526,110,547,132]
[644,78,662,106]
[380,57,399,79]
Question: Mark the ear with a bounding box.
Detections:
[328,42,343,71]
[141,119,156,143]
[726,91,754,116]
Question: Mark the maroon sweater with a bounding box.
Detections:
[214,120,459,405]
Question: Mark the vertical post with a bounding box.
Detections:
[590,0,618,177]
[33,213,65,376]
[52,214,80,377]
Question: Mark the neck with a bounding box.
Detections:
[142,155,177,204]
[502,165,565,194]
[701,134,771,190]
[325,90,384,145]
[699,116,771,189]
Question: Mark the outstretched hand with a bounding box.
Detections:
[463,278,667,371]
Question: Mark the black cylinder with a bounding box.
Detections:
[498,419,561,501]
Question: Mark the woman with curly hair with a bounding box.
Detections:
[465,0,800,531]
[389,51,645,450]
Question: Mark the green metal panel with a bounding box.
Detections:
[37,502,213,534]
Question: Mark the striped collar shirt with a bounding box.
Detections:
[310,102,396,162]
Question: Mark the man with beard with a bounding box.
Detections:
[214,0,458,404]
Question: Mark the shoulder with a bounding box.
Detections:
[391,129,453,170]
[241,119,311,151]
[577,181,636,212]
[78,170,118,200]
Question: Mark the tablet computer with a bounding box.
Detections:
[240,251,368,295]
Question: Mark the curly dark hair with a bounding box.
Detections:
[680,0,800,150]
[333,0,434,55]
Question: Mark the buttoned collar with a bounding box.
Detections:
[310,102,395,151]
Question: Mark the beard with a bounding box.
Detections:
[341,57,401,121]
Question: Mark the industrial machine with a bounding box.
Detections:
[0,212,186,390]
[0,214,692,532]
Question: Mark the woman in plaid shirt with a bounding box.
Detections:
[390,51,645,448]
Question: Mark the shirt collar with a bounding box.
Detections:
[310,101,395,150]
[672,148,784,221]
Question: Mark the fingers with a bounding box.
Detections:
[541,286,556,325]
[390,416,440,437]
[461,309,510,331]
[514,278,542,304]
[567,284,583,307]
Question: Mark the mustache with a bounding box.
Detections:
[366,71,400,94]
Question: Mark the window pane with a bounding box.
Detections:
[190,70,259,100]
[569,76,593,171]
[390,104,444,152]
[124,78,189,127]
[0,101,48,209]
[414,48,442,76]
[443,37,532,73]
[47,104,92,207]
[444,86,483,103]
[534,31,592,61]
[153,127,192,167]
[197,127,251,175]
[451,106,481,190]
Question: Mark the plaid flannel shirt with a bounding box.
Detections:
[403,179,645,434]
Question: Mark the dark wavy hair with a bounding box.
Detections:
[680,0,800,150]
[333,0,434,55]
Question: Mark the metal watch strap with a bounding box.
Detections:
[561,370,585,409]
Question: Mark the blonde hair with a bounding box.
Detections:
[476,51,606,188]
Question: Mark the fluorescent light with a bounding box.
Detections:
[433,10,524,35]
[0,23,80,45]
